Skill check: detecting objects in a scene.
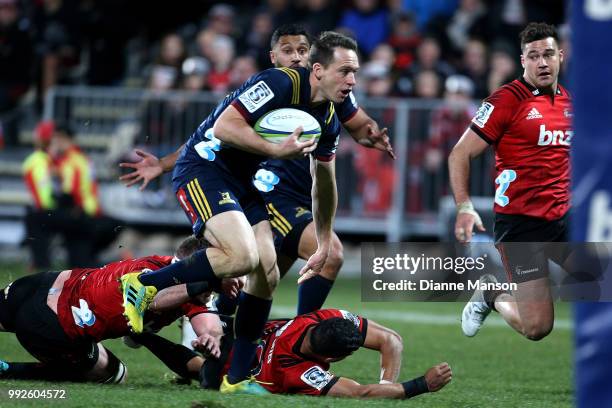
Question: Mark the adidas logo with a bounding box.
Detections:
[526,107,543,120]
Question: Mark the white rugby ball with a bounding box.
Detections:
[254,108,321,144]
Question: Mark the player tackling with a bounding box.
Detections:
[449,22,572,340]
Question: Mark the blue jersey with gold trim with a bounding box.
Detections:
[176,67,340,180]
[255,91,358,204]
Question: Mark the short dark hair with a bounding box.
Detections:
[310,317,362,358]
[270,24,311,49]
[519,22,559,50]
[175,236,208,259]
[309,31,358,68]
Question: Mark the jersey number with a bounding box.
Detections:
[495,170,517,207]
[194,128,221,161]
[253,169,280,192]
[71,299,96,328]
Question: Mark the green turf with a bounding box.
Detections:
[0,264,573,407]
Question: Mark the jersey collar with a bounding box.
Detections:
[518,76,563,97]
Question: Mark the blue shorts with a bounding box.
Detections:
[173,160,268,238]
[263,190,313,259]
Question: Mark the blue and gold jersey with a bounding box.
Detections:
[176,67,341,180]
[255,91,359,204]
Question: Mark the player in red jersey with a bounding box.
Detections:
[0,237,238,383]
[195,309,451,399]
[448,22,572,340]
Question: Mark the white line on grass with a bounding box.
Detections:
[271,306,573,330]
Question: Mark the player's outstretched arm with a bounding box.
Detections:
[343,109,395,159]
[213,105,316,158]
[448,128,489,243]
[119,144,184,190]
[190,313,224,358]
[299,157,336,277]
[327,362,452,399]
[362,319,403,383]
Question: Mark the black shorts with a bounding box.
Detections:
[494,212,571,283]
[7,272,99,373]
[263,190,313,259]
[173,160,269,238]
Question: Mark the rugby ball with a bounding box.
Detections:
[254,108,321,144]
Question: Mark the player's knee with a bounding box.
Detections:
[523,320,553,341]
[225,240,260,276]
[233,250,260,276]
[328,240,344,269]
[266,267,280,292]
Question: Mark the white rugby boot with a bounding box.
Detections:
[461,274,498,337]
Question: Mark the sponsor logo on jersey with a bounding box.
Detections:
[295,207,311,218]
[238,81,274,113]
[538,125,573,146]
[472,102,494,128]
[71,299,96,328]
[526,107,543,120]
[218,192,236,205]
[300,366,334,390]
[340,310,361,328]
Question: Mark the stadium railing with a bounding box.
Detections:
[1,86,494,241]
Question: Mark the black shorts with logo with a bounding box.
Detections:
[4,272,99,373]
[494,212,571,283]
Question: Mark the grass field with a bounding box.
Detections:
[0,263,573,407]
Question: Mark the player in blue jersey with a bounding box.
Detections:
[119,31,360,394]
[121,25,393,318]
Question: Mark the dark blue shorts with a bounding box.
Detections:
[262,190,313,259]
[173,160,268,238]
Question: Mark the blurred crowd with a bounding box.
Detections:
[2,0,569,267]
[1,0,568,117]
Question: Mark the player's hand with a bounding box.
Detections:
[424,362,452,392]
[454,201,485,243]
[272,126,317,159]
[192,333,221,358]
[219,277,245,299]
[360,124,396,160]
[297,246,329,284]
[119,149,163,191]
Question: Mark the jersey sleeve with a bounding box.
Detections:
[313,111,340,162]
[285,364,339,396]
[334,92,359,123]
[180,302,209,319]
[230,68,294,124]
[469,87,516,144]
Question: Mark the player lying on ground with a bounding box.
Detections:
[188,308,452,399]
[0,237,239,383]
[449,22,573,340]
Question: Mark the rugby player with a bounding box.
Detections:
[0,237,237,383]
[120,25,394,318]
[119,31,361,394]
[194,308,451,399]
[448,22,572,340]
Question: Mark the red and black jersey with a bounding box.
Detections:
[252,309,368,396]
[469,77,572,221]
[56,256,207,342]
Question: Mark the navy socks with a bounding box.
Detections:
[138,250,220,291]
[227,292,272,384]
[297,275,334,315]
